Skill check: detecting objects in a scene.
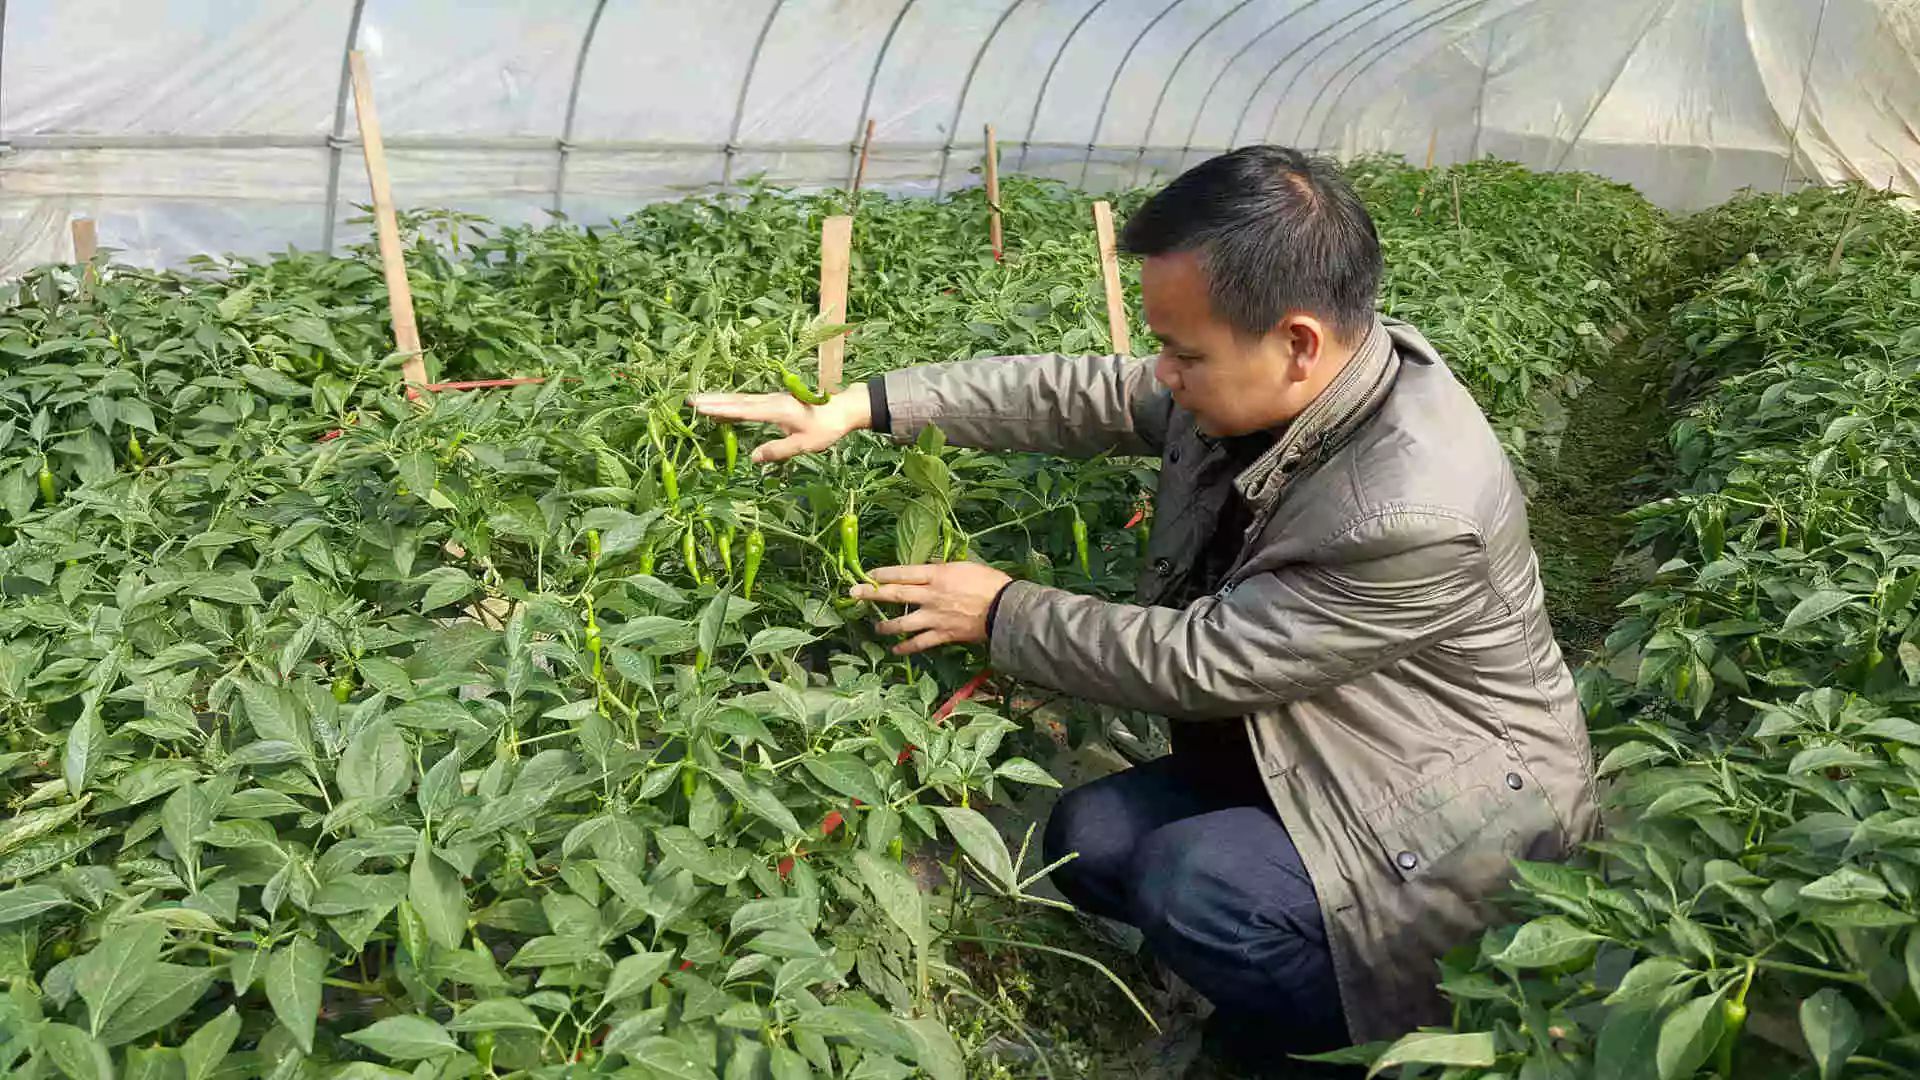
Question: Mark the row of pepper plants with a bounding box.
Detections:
[1344,184,1920,1078]
[0,161,1666,1079]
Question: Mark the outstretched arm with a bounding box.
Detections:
[876,353,1170,459]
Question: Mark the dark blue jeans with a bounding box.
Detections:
[1043,752,1350,1060]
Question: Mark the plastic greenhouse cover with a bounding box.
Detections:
[1,0,1915,275]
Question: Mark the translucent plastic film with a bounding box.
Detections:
[2,0,1915,273]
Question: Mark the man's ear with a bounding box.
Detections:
[1280,315,1328,381]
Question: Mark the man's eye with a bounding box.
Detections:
[1177,354,1203,363]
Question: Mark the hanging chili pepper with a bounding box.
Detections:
[1071,508,1090,576]
[586,528,601,566]
[1714,963,1753,1077]
[658,455,679,502]
[682,527,703,584]
[841,511,864,581]
[638,543,657,576]
[722,425,738,473]
[37,460,55,506]
[331,668,353,704]
[584,605,603,682]
[127,431,145,468]
[742,527,765,599]
[682,761,699,802]
[780,366,831,406]
[717,523,734,574]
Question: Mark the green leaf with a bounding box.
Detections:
[618,1035,718,1080]
[1597,741,1667,776]
[345,1015,461,1060]
[445,998,543,1032]
[98,963,217,1046]
[1365,1031,1496,1076]
[39,1022,113,1080]
[707,767,803,838]
[931,806,1015,890]
[0,883,67,923]
[993,757,1058,787]
[186,573,263,606]
[180,1006,241,1080]
[1489,916,1604,970]
[506,935,606,970]
[1654,989,1726,1080]
[697,587,731,664]
[64,708,105,797]
[853,849,928,948]
[75,921,166,1036]
[338,719,409,803]
[1800,987,1863,1080]
[800,754,888,808]
[1593,1006,1661,1080]
[1783,589,1858,631]
[603,951,675,1010]
[266,935,325,1054]
[745,628,816,655]
[1605,957,1696,1006]
[415,567,477,613]
[409,832,468,950]
[397,451,437,500]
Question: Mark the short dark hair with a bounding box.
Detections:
[1119,145,1382,342]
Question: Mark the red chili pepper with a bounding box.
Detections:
[319,429,343,443]
[1123,507,1144,529]
[821,811,844,836]
[934,669,993,721]
[897,746,914,765]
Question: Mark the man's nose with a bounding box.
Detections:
[1154,353,1180,391]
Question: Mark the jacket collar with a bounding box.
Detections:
[1234,317,1400,512]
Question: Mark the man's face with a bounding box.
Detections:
[1139,250,1337,438]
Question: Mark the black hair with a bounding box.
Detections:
[1119,145,1382,342]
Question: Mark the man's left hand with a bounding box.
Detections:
[851,562,1014,655]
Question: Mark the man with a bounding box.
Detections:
[692,146,1597,1068]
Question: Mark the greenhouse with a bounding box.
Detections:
[1,2,1919,1079]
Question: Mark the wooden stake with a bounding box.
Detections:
[70,218,98,286]
[1092,201,1130,356]
[1827,183,1868,272]
[851,118,876,205]
[348,50,429,398]
[984,123,1003,262]
[817,215,853,394]
[1450,174,1463,228]
[1424,128,1438,170]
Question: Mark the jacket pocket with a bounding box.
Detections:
[1361,743,1560,890]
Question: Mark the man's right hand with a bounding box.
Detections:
[686,389,872,464]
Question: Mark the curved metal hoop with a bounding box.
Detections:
[1016,0,1109,171]
[936,0,1030,197]
[846,0,920,188]
[1078,0,1189,189]
[1127,0,1263,187]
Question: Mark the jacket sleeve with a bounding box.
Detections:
[986,519,1496,720]
[879,354,1172,458]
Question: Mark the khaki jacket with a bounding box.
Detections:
[880,318,1599,1040]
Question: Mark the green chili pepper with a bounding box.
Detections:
[742,528,765,599]
[332,669,353,704]
[722,425,738,472]
[781,366,831,406]
[841,511,865,581]
[682,761,699,802]
[37,461,55,506]
[887,836,903,862]
[127,431,145,468]
[658,456,679,502]
[1715,963,1753,1077]
[717,524,734,574]
[584,607,603,681]
[638,544,657,576]
[682,527,703,584]
[647,411,667,453]
[1071,509,1090,576]
[586,528,601,565]
[473,1031,496,1072]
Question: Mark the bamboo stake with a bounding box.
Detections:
[1827,183,1868,272]
[817,215,853,394]
[1092,201,1130,356]
[1424,128,1438,170]
[348,50,429,398]
[70,218,98,287]
[984,123,1003,262]
[1450,174,1463,228]
[851,118,876,206]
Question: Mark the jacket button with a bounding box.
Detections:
[1153,557,1172,576]
[1168,447,1181,464]
[1506,772,1524,791]
[1395,851,1418,871]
